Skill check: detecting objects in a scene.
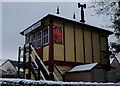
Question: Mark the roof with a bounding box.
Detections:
[110,54,120,64]
[0,59,18,68]
[10,60,18,68]
[0,59,8,66]
[67,63,98,73]
[20,14,113,35]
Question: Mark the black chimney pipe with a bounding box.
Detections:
[78,3,86,23]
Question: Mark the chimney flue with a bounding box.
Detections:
[56,6,60,14]
[78,3,86,23]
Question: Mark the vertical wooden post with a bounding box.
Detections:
[23,44,26,78]
[49,18,54,80]
[18,47,21,78]
[28,43,31,79]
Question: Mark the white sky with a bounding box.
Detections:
[1,2,116,60]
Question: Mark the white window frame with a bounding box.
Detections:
[43,26,49,45]
[30,33,36,48]
[36,31,42,48]
[26,36,30,44]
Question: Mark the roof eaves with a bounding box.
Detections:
[20,13,113,36]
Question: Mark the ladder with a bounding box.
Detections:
[17,43,59,81]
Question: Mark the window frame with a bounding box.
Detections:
[30,33,36,48]
[26,36,30,44]
[36,31,42,48]
[43,26,49,45]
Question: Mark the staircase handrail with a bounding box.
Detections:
[29,44,59,81]
[53,72,59,81]
[54,64,64,77]
[30,54,46,80]
[30,45,49,75]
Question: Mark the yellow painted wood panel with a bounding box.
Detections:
[25,69,28,79]
[31,51,36,60]
[65,23,75,62]
[75,25,84,63]
[100,37,107,51]
[25,51,36,62]
[54,44,64,61]
[92,31,100,63]
[84,28,92,63]
[43,46,49,61]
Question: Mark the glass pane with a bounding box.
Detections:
[44,36,48,44]
[26,36,30,44]
[37,40,41,48]
[43,28,48,35]
[37,31,42,39]
[32,41,36,48]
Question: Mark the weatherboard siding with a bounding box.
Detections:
[84,27,92,63]
[75,25,84,63]
[65,22,74,62]
[43,46,49,61]
[92,31,100,63]
[54,44,64,61]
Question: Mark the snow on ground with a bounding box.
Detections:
[0,78,120,86]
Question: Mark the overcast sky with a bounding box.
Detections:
[1,2,115,60]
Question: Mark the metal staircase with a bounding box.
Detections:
[17,43,59,81]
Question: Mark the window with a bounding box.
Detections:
[36,31,42,48]
[26,36,30,44]
[43,26,49,45]
[53,26,63,44]
[30,33,36,48]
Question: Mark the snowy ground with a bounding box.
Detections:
[0,78,120,86]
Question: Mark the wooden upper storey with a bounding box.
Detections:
[20,14,113,66]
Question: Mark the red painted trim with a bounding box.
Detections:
[91,28,94,63]
[82,26,86,63]
[74,24,76,62]
[48,18,54,72]
[44,60,84,66]
[63,21,66,61]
